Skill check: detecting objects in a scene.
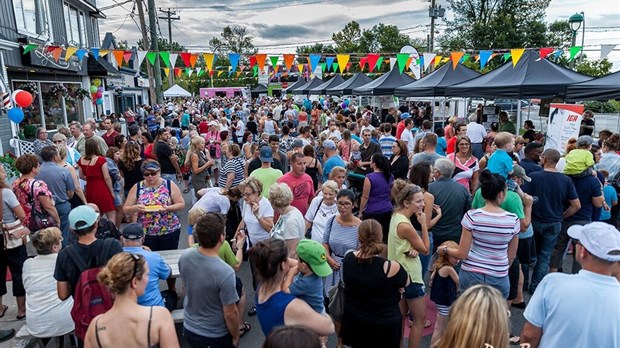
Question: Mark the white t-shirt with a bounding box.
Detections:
[194,188,231,214]
[270,207,305,241]
[235,120,245,138]
[466,122,487,143]
[401,128,415,155]
[304,196,338,243]
[242,197,274,245]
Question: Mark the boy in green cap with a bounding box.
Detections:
[283,239,333,314]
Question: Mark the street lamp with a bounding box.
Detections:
[568,12,585,69]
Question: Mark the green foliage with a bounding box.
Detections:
[137,37,185,52]
[575,59,613,77]
[0,153,18,182]
[547,20,572,47]
[330,21,413,53]
[584,100,620,113]
[332,21,362,53]
[209,26,255,54]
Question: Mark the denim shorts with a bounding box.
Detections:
[459,269,509,299]
[404,282,426,300]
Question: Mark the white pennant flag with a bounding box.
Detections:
[135,51,148,76]
[600,44,616,60]
[169,53,179,68]
[423,53,436,71]
[390,57,396,71]
[187,69,193,77]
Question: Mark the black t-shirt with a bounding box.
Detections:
[385,114,396,134]
[155,141,176,174]
[579,118,594,136]
[54,239,123,297]
[247,157,283,176]
[523,171,578,223]
[118,159,144,192]
[247,121,258,135]
[522,129,536,143]
[567,174,602,222]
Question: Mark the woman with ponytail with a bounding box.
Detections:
[358,154,394,242]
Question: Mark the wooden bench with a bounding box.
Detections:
[14,325,74,348]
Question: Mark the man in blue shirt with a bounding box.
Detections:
[322,140,345,181]
[122,223,172,308]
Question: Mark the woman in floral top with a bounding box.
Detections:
[13,154,60,228]
[122,160,185,251]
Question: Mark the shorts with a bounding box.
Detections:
[436,304,450,317]
[235,276,243,299]
[508,259,520,301]
[404,282,425,300]
[517,236,534,264]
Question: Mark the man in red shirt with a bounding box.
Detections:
[101,117,119,147]
[277,153,314,216]
[396,112,410,139]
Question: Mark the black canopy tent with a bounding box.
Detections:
[308,75,345,95]
[326,72,373,95]
[445,50,591,99]
[394,63,480,97]
[352,66,416,96]
[292,76,324,95]
[283,78,307,94]
[565,71,620,101]
[250,84,268,98]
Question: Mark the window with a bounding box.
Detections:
[13,0,51,38]
[63,3,87,46]
[91,18,100,46]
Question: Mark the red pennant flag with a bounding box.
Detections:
[209,70,215,77]
[180,52,192,67]
[359,57,368,70]
[367,54,380,73]
[46,45,58,53]
[249,56,257,69]
[538,47,554,60]
[123,50,133,64]
[174,67,182,77]
[346,62,352,71]
[283,54,295,71]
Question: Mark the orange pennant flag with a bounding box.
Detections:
[405,56,413,70]
[255,54,267,70]
[283,54,295,71]
[52,47,63,62]
[297,64,304,73]
[511,48,525,67]
[203,53,215,71]
[450,52,464,69]
[113,50,124,66]
[64,46,78,61]
[237,71,242,77]
[163,68,170,77]
[336,54,350,73]
[190,54,198,68]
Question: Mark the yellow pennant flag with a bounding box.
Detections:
[99,50,110,57]
[297,64,304,74]
[336,54,350,73]
[163,68,170,77]
[218,71,225,77]
[450,52,464,69]
[274,65,280,74]
[64,46,78,61]
[511,48,525,67]
[203,53,215,71]
[434,55,443,67]
[441,57,450,63]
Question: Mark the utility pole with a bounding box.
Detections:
[158,8,180,88]
[135,0,156,105]
[147,0,163,103]
[428,0,445,52]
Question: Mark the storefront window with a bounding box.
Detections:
[65,84,83,124]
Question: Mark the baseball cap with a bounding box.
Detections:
[259,146,273,163]
[400,112,411,120]
[69,205,99,230]
[323,139,336,150]
[297,239,333,277]
[577,135,593,147]
[292,139,304,149]
[122,223,145,240]
[511,164,531,182]
[567,222,620,262]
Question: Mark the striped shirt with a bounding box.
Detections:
[379,135,396,158]
[218,157,245,189]
[461,209,519,277]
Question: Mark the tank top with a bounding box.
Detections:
[387,213,423,284]
[429,266,458,306]
[264,120,275,135]
[192,151,209,183]
[256,291,296,336]
[305,158,320,191]
[95,306,159,348]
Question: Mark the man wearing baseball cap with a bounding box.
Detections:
[249,146,283,197]
[122,223,172,308]
[322,139,345,182]
[521,222,620,348]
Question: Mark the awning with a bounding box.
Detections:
[87,55,120,76]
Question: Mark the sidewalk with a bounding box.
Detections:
[0,282,24,348]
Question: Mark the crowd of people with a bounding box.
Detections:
[0,94,619,348]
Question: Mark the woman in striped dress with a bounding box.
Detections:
[439,169,520,299]
[218,144,245,190]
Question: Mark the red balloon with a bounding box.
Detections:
[14,91,33,108]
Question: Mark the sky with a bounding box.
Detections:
[97,0,620,70]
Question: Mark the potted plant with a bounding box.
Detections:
[0,152,19,184]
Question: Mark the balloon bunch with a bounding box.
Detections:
[340,98,350,109]
[90,79,104,105]
[3,89,35,124]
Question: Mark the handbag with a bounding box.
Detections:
[305,198,323,239]
[27,180,58,231]
[327,279,345,322]
[0,189,30,249]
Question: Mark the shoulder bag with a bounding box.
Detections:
[1,189,30,249]
[28,180,58,231]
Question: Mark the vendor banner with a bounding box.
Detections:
[545,103,585,154]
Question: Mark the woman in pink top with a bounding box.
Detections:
[447,135,479,195]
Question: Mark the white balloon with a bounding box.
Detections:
[11,89,24,102]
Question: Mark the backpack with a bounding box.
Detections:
[67,239,115,340]
[370,113,380,128]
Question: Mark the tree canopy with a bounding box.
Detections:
[330,21,416,53]
[209,26,256,54]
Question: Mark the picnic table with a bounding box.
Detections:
[156,249,185,278]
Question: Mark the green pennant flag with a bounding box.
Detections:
[185,68,191,76]
[460,53,471,63]
[159,52,170,67]
[501,52,511,62]
[396,53,410,74]
[22,44,38,55]
[375,56,384,69]
[320,63,327,72]
[253,65,258,77]
[146,52,157,65]
[569,46,582,61]
[332,62,339,72]
[269,56,279,67]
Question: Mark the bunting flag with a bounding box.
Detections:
[113,50,124,66]
[64,46,78,61]
[229,53,241,72]
[450,52,464,69]
[418,56,424,72]
[168,53,178,68]
[396,53,410,74]
[422,53,435,71]
[159,51,170,67]
[336,54,349,73]
[269,56,279,68]
[163,68,170,77]
[479,50,492,70]
[45,45,58,53]
[346,62,352,71]
[253,65,258,77]
[405,56,413,69]
[537,47,554,61]
[309,54,321,73]
[283,54,295,71]
[203,53,215,71]
[196,67,202,76]
[297,64,304,73]
[99,50,110,58]
[367,54,380,73]
[249,55,257,69]
[325,57,335,71]
[359,57,368,70]
[22,44,38,55]
[460,53,470,63]
[90,48,100,60]
[434,55,443,68]
[320,62,327,72]
[146,52,157,65]
[375,56,384,70]
[273,65,280,74]
[552,50,563,59]
[510,48,525,67]
[123,50,133,64]
[501,52,511,62]
[600,44,615,59]
[51,47,63,62]
[186,68,192,77]
[569,46,582,61]
[209,70,214,77]
[190,53,198,68]
[255,53,267,70]
[179,52,191,67]
[174,68,182,78]
[136,51,148,67]
[75,49,87,62]
[333,62,339,72]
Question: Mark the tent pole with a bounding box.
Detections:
[516,99,522,135]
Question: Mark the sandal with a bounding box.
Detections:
[183,188,190,194]
[239,322,251,337]
[424,319,432,328]
[0,305,7,318]
[509,335,521,345]
[16,314,26,320]
[248,305,257,316]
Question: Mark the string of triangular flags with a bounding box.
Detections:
[21,43,611,79]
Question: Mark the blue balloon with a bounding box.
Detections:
[8,108,24,123]
[344,99,350,106]
[96,98,104,105]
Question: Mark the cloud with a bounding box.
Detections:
[252,24,323,40]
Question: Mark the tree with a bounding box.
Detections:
[359,23,412,52]
[138,37,184,52]
[546,20,572,47]
[439,0,552,50]
[575,58,612,77]
[209,26,255,54]
[332,21,362,53]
